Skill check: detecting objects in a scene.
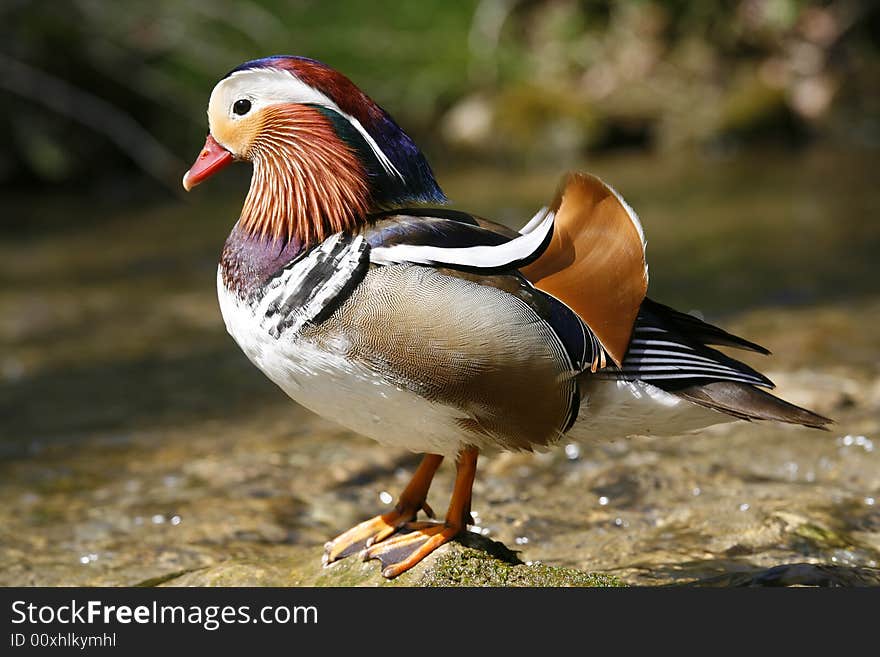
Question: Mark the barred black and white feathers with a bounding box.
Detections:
[606,299,831,429]
[257,232,370,338]
[621,300,772,388]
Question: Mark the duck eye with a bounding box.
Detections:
[233,99,251,116]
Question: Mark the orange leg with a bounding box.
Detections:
[323,453,443,565]
[361,447,478,578]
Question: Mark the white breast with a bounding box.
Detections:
[216,269,473,456]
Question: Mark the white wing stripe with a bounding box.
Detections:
[623,364,748,375]
[625,348,719,363]
[633,373,763,383]
[624,359,741,372]
[370,210,555,269]
[519,207,551,235]
[629,339,696,350]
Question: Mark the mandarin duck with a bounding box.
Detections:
[183,56,830,578]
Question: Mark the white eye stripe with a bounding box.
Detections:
[211,67,404,181]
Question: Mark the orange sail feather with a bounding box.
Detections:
[521,173,649,369]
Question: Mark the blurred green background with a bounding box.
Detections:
[2,0,878,194]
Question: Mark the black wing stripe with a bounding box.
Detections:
[541,292,595,372]
[640,298,771,354]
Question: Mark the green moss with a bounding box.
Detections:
[419,545,623,587]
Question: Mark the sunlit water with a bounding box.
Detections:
[1,147,878,585]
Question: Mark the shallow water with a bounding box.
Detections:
[1,147,878,585]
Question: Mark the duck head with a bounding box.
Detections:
[183,56,445,245]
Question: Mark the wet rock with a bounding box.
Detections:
[695,563,880,587]
[158,534,622,588]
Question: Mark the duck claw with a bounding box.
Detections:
[360,521,461,578]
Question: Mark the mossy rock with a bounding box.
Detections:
[417,536,623,587]
[156,533,622,587]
